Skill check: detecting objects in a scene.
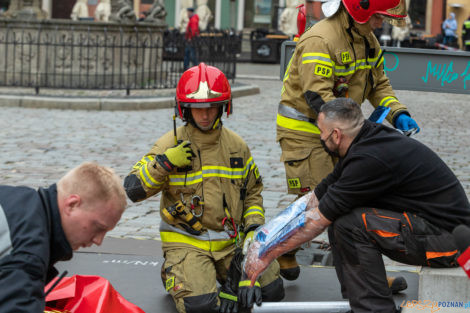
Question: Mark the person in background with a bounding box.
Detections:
[184,7,200,70]
[442,12,458,46]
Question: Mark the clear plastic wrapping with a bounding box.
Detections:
[255,194,310,257]
[242,193,324,285]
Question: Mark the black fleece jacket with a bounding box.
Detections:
[315,120,470,232]
[0,184,72,313]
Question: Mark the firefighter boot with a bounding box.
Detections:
[387,276,408,294]
[277,248,300,281]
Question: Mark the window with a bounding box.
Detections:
[408,0,427,30]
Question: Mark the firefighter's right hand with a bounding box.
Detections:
[163,141,194,170]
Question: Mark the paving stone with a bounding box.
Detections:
[1,63,470,244]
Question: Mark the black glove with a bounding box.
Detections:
[219,248,243,313]
[237,277,262,310]
[219,286,238,313]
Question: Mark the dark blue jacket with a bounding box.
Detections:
[0,184,72,313]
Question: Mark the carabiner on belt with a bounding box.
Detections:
[222,216,238,238]
[221,194,238,239]
[190,195,204,218]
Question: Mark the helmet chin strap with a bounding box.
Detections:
[212,118,220,130]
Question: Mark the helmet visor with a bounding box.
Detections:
[179,100,229,109]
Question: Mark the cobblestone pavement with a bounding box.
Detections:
[1,63,470,243]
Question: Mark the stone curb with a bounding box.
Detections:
[0,84,260,111]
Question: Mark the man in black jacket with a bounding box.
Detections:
[241,97,470,312]
[0,162,127,313]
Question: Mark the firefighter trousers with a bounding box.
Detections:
[161,246,284,313]
[280,137,335,195]
[328,208,458,313]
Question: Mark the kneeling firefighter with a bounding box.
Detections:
[124,63,284,313]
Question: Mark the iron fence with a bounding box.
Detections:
[0,22,238,94]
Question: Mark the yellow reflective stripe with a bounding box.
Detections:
[171,171,203,179]
[243,206,265,219]
[303,59,334,66]
[169,177,203,186]
[302,53,333,66]
[379,96,398,107]
[168,158,257,186]
[283,54,294,82]
[137,156,164,189]
[302,52,331,59]
[376,56,385,68]
[333,57,377,76]
[160,231,236,251]
[239,280,260,287]
[219,291,237,302]
[276,114,320,134]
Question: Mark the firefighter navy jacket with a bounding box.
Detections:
[0,184,72,313]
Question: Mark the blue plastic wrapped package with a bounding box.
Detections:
[258,213,306,257]
[254,193,311,258]
[241,192,321,285]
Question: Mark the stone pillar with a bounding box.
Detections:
[4,0,47,19]
[178,0,192,32]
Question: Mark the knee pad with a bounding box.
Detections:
[183,292,218,313]
[261,277,285,302]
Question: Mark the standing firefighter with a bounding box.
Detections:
[275,0,419,286]
[124,63,284,313]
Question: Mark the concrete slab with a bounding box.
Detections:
[419,267,470,302]
[21,96,100,110]
[0,95,20,107]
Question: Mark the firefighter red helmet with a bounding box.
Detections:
[175,63,232,121]
[341,0,406,24]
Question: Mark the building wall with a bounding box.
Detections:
[220,0,238,29]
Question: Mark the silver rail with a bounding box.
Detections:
[252,301,351,313]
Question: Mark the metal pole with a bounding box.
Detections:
[252,301,351,313]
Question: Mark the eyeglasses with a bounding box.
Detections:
[323,130,335,142]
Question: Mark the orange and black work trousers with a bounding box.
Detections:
[328,208,459,313]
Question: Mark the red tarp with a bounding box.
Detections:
[44,275,145,313]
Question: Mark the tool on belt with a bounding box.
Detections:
[162,199,203,236]
[222,194,238,240]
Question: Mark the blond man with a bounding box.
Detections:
[0,162,127,313]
